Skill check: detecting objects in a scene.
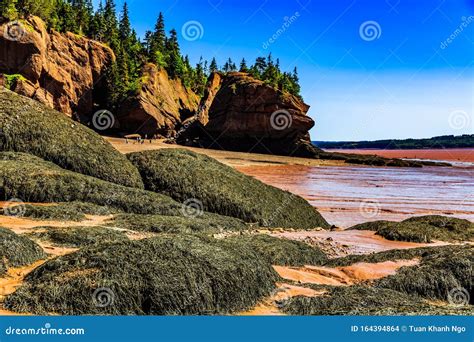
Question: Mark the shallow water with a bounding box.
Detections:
[237,164,474,227]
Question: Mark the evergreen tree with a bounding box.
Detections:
[89,0,105,41]
[239,58,248,72]
[150,12,166,55]
[0,0,18,20]
[209,57,218,73]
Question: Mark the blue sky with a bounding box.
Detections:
[97,0,473,141]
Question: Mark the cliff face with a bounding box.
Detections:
[178,72,320,157]
[0,16,114,117]
[117,64,199,137]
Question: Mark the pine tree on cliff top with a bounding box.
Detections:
[209,58,218,73]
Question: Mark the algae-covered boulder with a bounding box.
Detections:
[107,213,247,234]
[6,234,278,315]
[350,215,474,242]
[0,227,46,275]
[127,149,330,229]
[0,152,250,230]
[327,244,473,305]
[0,88,143,188]
[0,152,181,215]
[224,234,328,266]
[31,226,129,248]
[282,285,471,315]
[375,245,473,303]
[0,201,119,222]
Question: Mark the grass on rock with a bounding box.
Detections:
[0,88,143,188]
[127,149,329,229]
[350,215,474,242]
[0,227,46,275]
[5,234,278,315]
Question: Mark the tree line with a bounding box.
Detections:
[1,0,303,110]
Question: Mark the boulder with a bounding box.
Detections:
[0,16,114,117]
[177,72,321,157]
[117,64,199,137]
[127,149,330,229]
[6,234,278,315]
[0,88,144,188]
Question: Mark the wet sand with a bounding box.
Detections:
[273,230,448,255]
[274,258,419,286]
[237,164,474,227]
[107,137,344,168]
[325,148,474,163]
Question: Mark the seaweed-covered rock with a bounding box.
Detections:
[0,202,119,222]
[350,215,474,242]
[6,234,278,315]
[107,213,247,234]
[375,245,473,304]
[127,149,330,229]
[224,234,327,266]
[282,285,472,315]
[326,244,473,305]
[0,88,143,188]
[0,152,180,215]
[30,226,128,248]
[0,227,45,275]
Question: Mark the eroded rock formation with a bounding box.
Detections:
[177,72,321,157]
[117,63,199,137]
[0,16,114,117]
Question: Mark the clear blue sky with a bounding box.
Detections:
[96,0,474,141]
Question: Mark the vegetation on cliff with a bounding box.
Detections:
[350,215,474,242]
[1,0,302,111]
[0,88,144,188]
[0,227,45,276]
[127,149,330,229]
[6,234,278,315]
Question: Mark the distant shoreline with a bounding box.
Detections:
[313,134,474,150]
[322,148,474,163]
